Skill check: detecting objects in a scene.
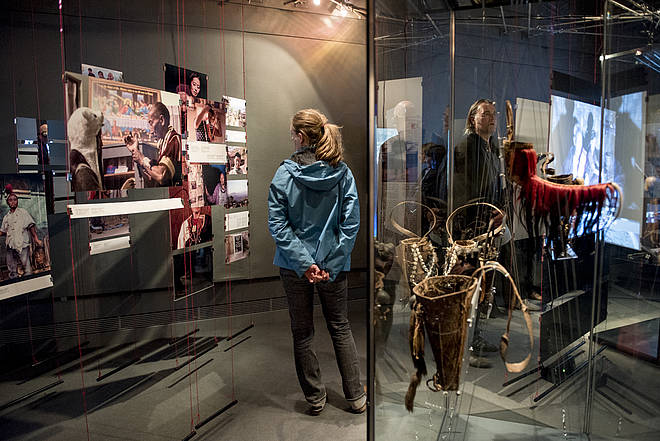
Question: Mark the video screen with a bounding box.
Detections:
[549,94,644,250]
[608,92,646,250]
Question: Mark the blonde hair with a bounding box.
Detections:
[292,109,343,166]
[464,99,495,136]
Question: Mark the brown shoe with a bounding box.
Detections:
[349,401,367,414]
[349,385,367,414]
[529,291,542,301]
[308,396,326,416]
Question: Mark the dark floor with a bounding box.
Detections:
[1,284,658,441]
[0,303,368,441]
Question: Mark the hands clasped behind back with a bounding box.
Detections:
[304,264,330,283]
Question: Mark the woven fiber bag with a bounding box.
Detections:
[390,201,439,298]
[405,274,478,411]
[404,262,534,412]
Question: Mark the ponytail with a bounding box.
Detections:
[315,122,343,167]
[291,109,344,167]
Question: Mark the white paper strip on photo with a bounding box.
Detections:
[89,235,131,255]
[0,275,53,301]
[187,141,227,164]
[68,198,183,219]
[161,90,181,107]
[224,96,246,110]
[225,211,249,232]
[18,144,39,152]
[226,130,247,144]
[18,154,39,165]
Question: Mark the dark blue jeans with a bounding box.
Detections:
[280,268,364,406]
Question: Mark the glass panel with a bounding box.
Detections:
[452,2,599,437]
[451,2,598,437]
[2,2,369,440]
[588,1,660,439]
[369,2,652,440]
[373,2,452,439]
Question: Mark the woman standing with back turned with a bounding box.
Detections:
[268,108,365,415]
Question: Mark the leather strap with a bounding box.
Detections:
[390,201,437,239]
[472,262,534,373]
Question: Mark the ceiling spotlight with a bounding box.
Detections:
[313,0,321,5]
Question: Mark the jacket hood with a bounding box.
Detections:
[282,159,347,191]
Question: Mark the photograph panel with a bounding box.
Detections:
[169,187,213,250]
[76,78,183,191]
[227,146,247,176]
[82,63,124,82]
[225,179,248,209]
[224,231,249,264]
[223,96,246,128]
[0,175,52,296]
[185,98,226,144]
[164,64,208,100]
[202,164,228,207]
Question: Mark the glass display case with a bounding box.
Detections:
[370,1,660,440]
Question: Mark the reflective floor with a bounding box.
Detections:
[374,277,660,441]
[2,284,657,440]
[0,303,367,441]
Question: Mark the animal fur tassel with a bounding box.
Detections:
[405,304,427,412]
[405,371,424,412]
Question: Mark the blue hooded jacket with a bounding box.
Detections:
[268,149,360,281]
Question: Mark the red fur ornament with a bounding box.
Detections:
[511,148,620,239]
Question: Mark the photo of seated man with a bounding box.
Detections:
[123,102,182,188]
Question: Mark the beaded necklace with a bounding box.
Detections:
[409,242,438,285]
